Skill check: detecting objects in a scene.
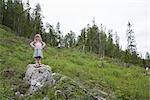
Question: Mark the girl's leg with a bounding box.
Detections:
[38,56,42,66]
[37,57,40,65]
[39,58,41,65]
[35,58,38,65]
[37,57,41,66]
[35,57,41,67]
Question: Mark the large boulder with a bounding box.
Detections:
[24,64,55,94]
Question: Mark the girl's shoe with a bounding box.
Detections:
[38,62,42,67]
[38,64,42,67]
[34,64,41,68]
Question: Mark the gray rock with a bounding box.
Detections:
[24,64,55,94]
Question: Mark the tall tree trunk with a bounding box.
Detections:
[82,44,85,53]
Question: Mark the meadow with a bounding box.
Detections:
[0,28,149,99]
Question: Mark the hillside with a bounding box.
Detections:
[0,27,149,99]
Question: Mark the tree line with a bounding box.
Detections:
[0,0,75,48]
[0,0,43,37]
[77,20,150,67]
[0,0,149,67]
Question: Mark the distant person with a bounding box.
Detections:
[142,59,146,68]
[30,34,46,67]
[143,59,149,75]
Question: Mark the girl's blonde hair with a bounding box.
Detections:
[34,34,42,42]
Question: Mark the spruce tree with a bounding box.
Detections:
[0,0,3,24]
[56,22,62,46]
[114,32,120,58]
[79,28,87,52]
[126,22,137,54]
[33,3,43,34]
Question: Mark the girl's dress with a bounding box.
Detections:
[30,41,46,58]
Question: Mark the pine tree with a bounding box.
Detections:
[33,3,43,34]
[99,24,107,57]
[22,0,33,37]
[64,30,76,48]
[0,0,3,24]
[114,32,120,58]
[79,28,87,52]
[26,0,31,21]
[86,19,99,53]
[126,22,137,54]
[126,22,139,65]
[15,0,24,36]
[44,23,57,46]
[106,29,114,57]
[56,22,62,46]
[3,0,14,29]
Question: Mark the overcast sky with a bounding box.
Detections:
[24,0,149,58]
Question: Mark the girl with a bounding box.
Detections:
[30,34,46,67]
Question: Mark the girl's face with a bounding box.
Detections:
[35,36,40,41]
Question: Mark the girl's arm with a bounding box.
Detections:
[42,41,46,48]
[30,41,35,48]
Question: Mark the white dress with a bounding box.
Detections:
[30,41,46,58]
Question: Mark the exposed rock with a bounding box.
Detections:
[52,73,115,100]
[22,65,115,99]
[24,64,55,94]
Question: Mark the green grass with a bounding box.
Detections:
[0,27,149,100]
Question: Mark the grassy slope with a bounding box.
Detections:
[0,28,149,99]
